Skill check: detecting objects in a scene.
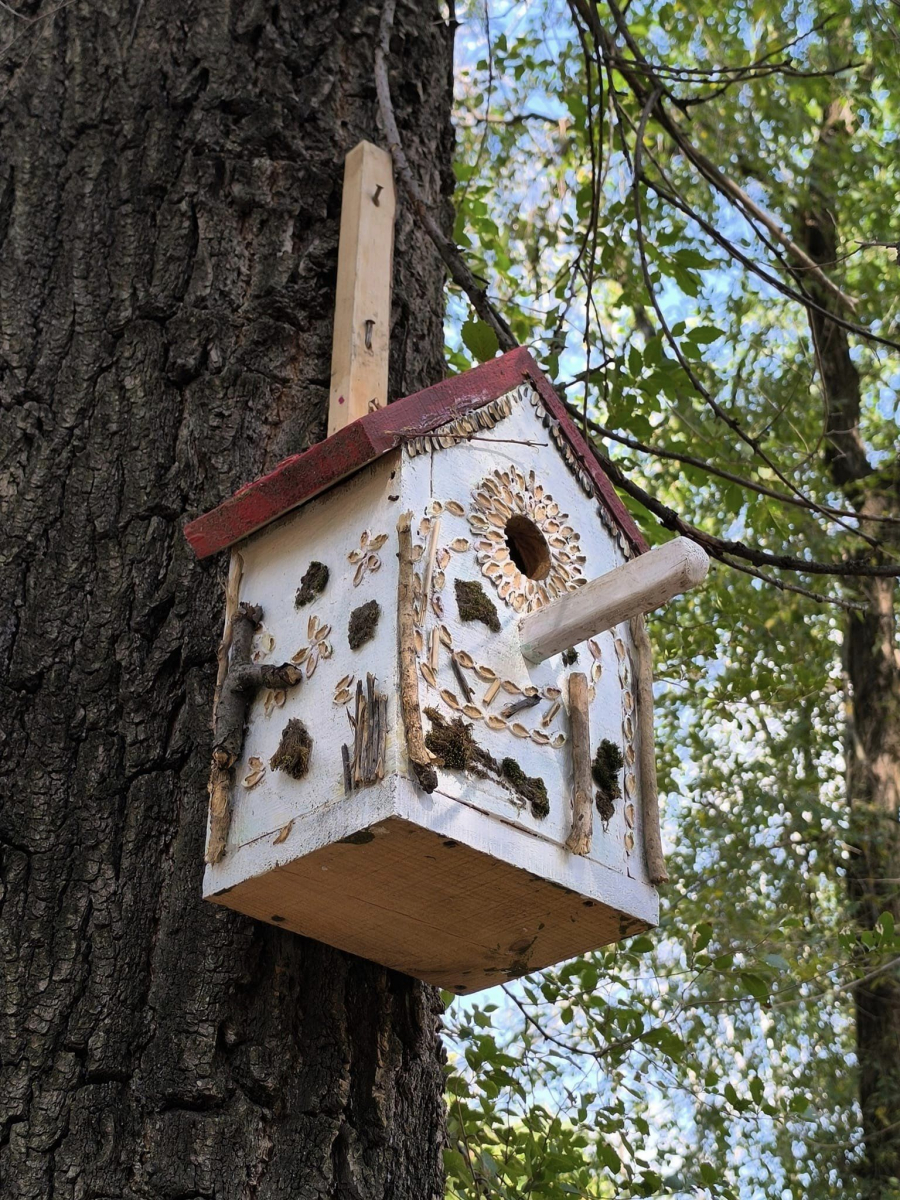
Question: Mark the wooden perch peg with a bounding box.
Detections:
[519,536,709,664]
[205,602,304,864]
[328,141,396,436]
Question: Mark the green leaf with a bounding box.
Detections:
[461,318,499,363]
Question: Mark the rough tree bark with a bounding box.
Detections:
[0,1,454,1196]
[799,101,900,1190]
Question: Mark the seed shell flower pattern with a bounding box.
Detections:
[467,465,587,613]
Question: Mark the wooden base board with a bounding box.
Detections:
[207,815,651,993]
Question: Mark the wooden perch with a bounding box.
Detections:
[565,672,593,856]
[519,537,709,663]
[396,512,438,793]
[630,614,668,886]
[205,602,304,864]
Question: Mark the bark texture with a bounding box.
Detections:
[0,1,453,1195]
[800,101,900,1189]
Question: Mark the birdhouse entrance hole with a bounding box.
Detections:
[505,514,551,581]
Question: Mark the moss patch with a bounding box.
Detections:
[454,578,500,632]
[348,599,380,650]
[561,647,579,666]
[501,757,550,819]
[424,708,499,775]
[270,719,313,779]
[593,738,623,819]
[295,561,329,608]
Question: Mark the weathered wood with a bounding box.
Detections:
[417,514,441,624]
[1,0,453,1192]
[566,672,593,856]
[212,551,244,723]
[206,603,303,863]
[520,536,709,663]
[328,141,396,435]
[396,512,438,792]
[630,614,668,885]
[206,777,657,993]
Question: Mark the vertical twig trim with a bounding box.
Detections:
[566,671,593,856]
[212,552,244,724]
[397,512,438,792]
[630,614,668,885]
[205,601,303,865]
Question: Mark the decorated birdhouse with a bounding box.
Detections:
[183,145,708,993]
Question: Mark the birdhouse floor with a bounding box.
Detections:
[206,781,655,994]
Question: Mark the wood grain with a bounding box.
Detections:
[565,672,593,855]
[520,536,709,662]
[328,142,396,434]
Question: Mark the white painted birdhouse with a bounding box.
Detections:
[185,348,708,993]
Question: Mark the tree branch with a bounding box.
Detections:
[375,0,517,352]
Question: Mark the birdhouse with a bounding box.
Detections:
[185,347,708,993]
[183,144,708,992]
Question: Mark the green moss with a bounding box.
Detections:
[295,560,329,607]
[348,599,380,650]
[561,647,579,666]
[454,578,500,632]
[424,708,498,775]
[270,719,313,779]
[593,738,623,819]
[501,757,550,819]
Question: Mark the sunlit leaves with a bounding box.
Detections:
[445,1,900,1196]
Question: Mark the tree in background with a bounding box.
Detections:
[0,2,454,1194]
[442,3,900,1197]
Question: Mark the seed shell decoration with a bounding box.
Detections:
[348,530,388,587]
[467,466,587,613]
[615,631,638,855]
[291,614,334,680]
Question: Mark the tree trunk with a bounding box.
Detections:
[799,102,900,1190]
[0,2,453,1195]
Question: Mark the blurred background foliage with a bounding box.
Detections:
[439,2,900,1196]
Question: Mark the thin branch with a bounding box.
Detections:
[375,0,517,352]
[582,435,900,577]
[562,399,900,528]
[716,555,870,613]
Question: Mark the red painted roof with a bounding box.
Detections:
[184,348,648,559]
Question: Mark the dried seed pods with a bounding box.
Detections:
[243,757,266,788]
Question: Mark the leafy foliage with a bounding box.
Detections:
[443,2,900,1197]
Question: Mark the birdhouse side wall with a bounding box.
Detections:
[204,452,403,880]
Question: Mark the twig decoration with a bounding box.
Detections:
[206,603,303,864]
[565,672,593,856]
[396,512,438,792]
[629,614,668,885]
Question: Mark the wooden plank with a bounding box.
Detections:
[208,814,650,993]
[519,536,709,663]
[328,141,396,435]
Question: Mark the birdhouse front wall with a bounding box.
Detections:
[398,384,649,884]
